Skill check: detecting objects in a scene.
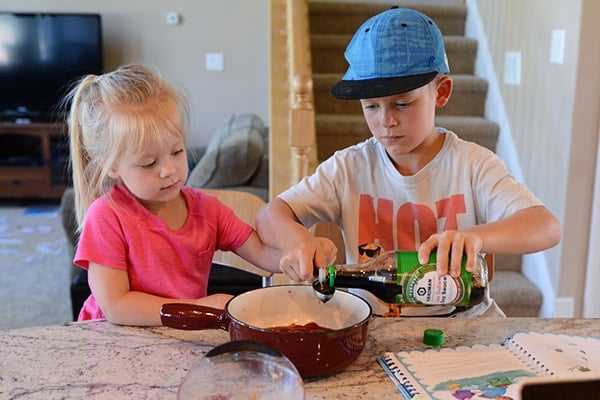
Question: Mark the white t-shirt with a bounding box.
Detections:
[279,129,543,317]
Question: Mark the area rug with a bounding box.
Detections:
[0,204,72,331]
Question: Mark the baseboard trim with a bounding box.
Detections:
[553,297,575,317]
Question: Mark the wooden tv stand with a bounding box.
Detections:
[0,122,70,200]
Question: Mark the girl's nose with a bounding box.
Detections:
[160,160,176,178]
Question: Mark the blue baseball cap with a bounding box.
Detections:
[330,7,450,100]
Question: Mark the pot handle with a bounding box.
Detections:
[160,303,230,331]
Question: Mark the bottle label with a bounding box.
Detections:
[404,264,464,305]
[396,252,472,306]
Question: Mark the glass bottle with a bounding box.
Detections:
[317,250,488,307]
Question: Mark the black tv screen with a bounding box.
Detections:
[0,12,103,121]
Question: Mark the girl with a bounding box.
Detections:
[66,63,282,325]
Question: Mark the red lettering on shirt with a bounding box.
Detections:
[396,202,437,249]
[436,194,466,230]
[358,193,466,251]
[358,194,394,250]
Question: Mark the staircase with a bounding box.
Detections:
[307,0,543,317]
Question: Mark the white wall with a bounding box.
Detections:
[468,0,600,317]
[0,0,270,148]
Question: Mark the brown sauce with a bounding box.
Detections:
[270,321,333,333]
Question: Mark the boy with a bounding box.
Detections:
[255,7,560,316]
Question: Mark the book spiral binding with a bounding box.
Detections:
[505,336,553,376]
[377,355,420,398]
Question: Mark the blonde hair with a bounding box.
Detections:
[64,63,190,230]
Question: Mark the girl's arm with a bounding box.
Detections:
[88,263,232,326]
[233,231,281,273]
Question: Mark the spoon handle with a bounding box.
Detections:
[318,266,326,284]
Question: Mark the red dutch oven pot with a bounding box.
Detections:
[160,285,372,378]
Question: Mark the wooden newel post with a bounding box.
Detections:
[289,73,315,184]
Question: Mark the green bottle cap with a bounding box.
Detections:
[423,328,444,347]
[328,264,335,287]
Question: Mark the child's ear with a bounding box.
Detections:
[435,75,453,107]
[107,166,120,179]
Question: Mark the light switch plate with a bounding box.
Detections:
[550,29,566,64]
[205,53,224,71]
[504,51,521,86]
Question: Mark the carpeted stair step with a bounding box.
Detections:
[491,271,543,317]
[309,1,467,36]
[445,36,477,75]
[312,34,477,76]
[315,114,370,161]
[440,75,489,117]
[494,254,523,272]
[490,254,544,316]
[435,116,499,152]
[313,73,360,115]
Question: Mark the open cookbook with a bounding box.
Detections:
[377,331,600,400]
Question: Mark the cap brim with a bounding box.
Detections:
[330,72,439,100]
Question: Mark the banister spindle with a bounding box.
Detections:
[289,73,315,183]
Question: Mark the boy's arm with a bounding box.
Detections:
[419,205,561,277]
[255,198,337,281]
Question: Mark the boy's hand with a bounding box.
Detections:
[278,237,337,282]
[418,230,483,277]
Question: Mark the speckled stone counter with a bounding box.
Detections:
[1,318,599,399]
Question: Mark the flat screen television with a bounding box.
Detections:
[0,12,103,122]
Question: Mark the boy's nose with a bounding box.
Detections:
[381,109,398,128]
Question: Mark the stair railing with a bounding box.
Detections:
[289,73,315,182]
[287,0,317,184]
[269,0,317,198]
[267,0,320,284]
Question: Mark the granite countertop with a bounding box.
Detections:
[1,317,599,399]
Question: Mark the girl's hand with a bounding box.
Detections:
[418,230,483,277]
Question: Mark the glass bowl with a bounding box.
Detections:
[178,340,305,400]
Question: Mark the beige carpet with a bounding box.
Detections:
[0,204,72,331]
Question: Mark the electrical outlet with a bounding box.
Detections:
[504,51,521,86]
